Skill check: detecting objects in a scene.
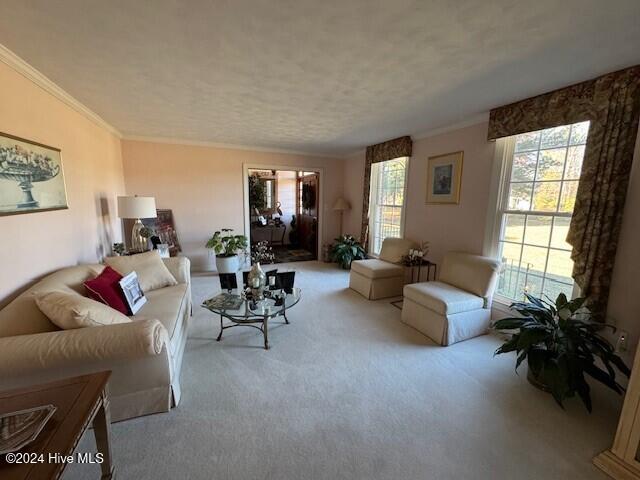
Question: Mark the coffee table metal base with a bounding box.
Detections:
[216,313,290,350]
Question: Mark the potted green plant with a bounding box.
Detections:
[493,293,630,412]
[330,235,366,269]
[206,229,248,273]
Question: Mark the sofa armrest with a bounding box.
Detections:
[0,319,168,376]
[163,256,191,286]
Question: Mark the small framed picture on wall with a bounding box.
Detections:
[426,151,463,204]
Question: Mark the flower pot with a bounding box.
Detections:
[215,254,239,274]
[527,366,552,393]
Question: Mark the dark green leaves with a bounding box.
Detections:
[492,294,629,412]
[330,235,366,269]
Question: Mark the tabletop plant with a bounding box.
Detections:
[401,241,430,266]
[493,292,630,412]
[206,229,248,257]
[330,235,366,269]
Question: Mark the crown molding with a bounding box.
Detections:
[342,113,490,159]
[0,43,122,138]
[122,135,343,159]
[412,113,489,140]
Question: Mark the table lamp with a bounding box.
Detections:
[117,196,157,253]
[333,197,351,237]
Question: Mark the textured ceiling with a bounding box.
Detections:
[0,0,639,156]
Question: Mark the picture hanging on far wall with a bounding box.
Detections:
[0,133,68,215]
[426,151,463,204]
[0,132,68,216]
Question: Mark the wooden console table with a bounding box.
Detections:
[0,371,115,480]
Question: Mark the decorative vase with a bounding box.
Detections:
[248,262,267,300]
[131,219,148,252]
[527,365,551,393]
[216,254,239,274]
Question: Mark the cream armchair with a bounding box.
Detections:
[401,252,501,345]
[349,237,417,300]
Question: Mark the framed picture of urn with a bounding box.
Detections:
[0,132,68,216]
[426,151,464,204]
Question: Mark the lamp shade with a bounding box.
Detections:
[333,197,351,211]
[117,196,157,219]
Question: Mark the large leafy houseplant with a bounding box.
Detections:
[493,293,630,412]
[206,229,248,256]
[248,174,266,211]
[206,229,249,273]
[330,235,366,269]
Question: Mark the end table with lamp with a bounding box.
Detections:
[117,195,157,253]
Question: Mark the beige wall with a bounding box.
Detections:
[343,122,496,262]
[343,120,640,348]
[121,140,344,271]
[0,62,125,307]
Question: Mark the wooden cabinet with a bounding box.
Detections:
[594,344,640,479]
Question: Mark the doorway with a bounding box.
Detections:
[245,167,321,264]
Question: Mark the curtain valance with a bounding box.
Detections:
[365,136,412,164]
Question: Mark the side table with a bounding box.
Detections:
[410,260,437,283]
[0,371,115,480]
[391,260,438,310]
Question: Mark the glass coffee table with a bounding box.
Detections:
[202,288,301,350]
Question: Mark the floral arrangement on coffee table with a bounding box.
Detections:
[251,240,275,264]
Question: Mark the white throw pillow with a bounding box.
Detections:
[105,251,177,292]
[35,290,131,329]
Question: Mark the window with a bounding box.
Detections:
[369,157,408,255]
[491,121,589,303]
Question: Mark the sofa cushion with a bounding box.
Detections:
[351,259,404,279]
[84,266,129,315]
[439,252,501,300]
[106,251,178,292]
[0,265,105,338]
[34,290,131,329]
[134,284,188,350]
[403,281,484,315]
[378,238,417,264]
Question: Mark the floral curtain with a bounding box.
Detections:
[488,65,640,319]
[360,136,412,247]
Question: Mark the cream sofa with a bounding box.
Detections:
[0,257,191,422]
[349,237,417,300]
[401,252,500,346]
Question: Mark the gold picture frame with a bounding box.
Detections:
[426,151,463,204]
[0,132,68,216]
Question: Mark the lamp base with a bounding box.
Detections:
[130,219,148,253]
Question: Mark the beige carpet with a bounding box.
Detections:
[65,261,619,479]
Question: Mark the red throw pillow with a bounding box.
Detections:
[84,266,129,315]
